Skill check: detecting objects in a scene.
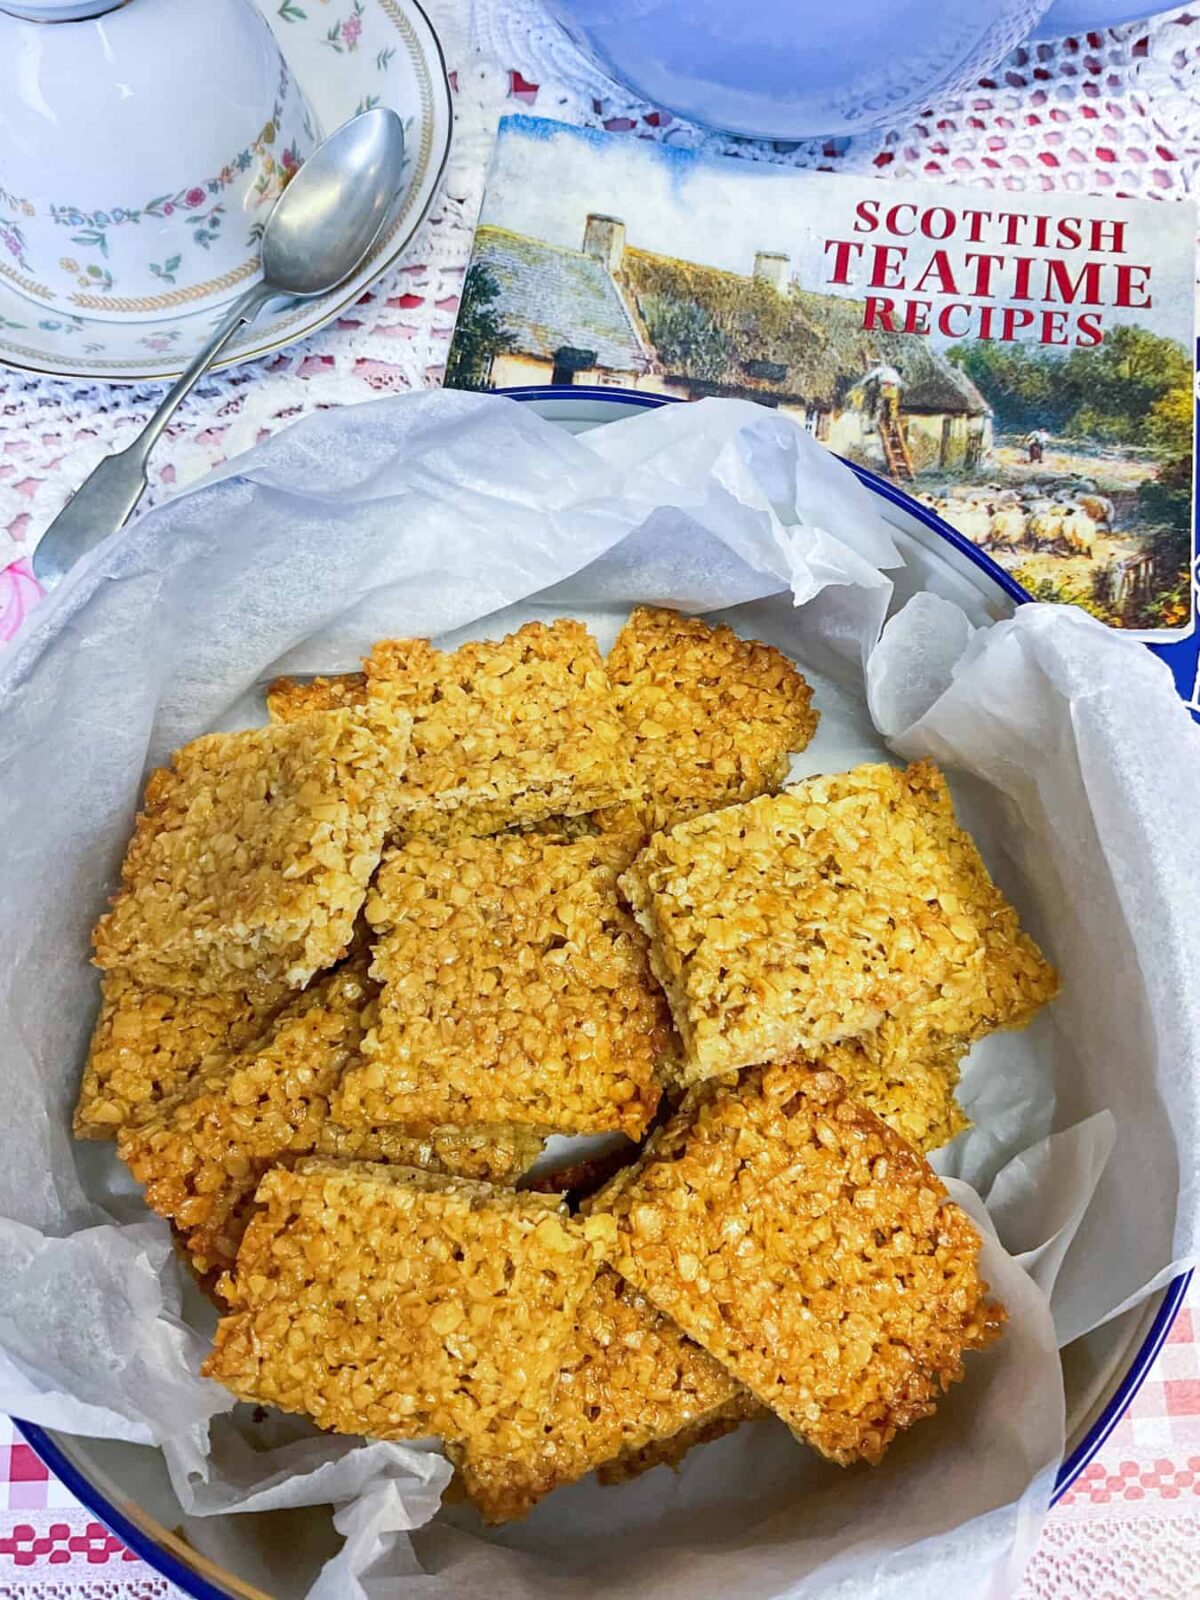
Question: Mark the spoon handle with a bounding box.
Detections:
[32,281,276,587]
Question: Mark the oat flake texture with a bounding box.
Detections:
[337,830,668,1137]
[593,1063,1005,1465]
[93,709,412,995]
[205,1160,604,1447]
[621,760,1057,1083]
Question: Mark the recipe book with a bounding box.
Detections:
[446,114,1198,641]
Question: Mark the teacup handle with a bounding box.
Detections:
[32,281,277,587]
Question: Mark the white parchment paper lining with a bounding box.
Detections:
[1,391,1197,1600]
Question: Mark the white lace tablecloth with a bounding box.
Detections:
[2,4,1200,1597]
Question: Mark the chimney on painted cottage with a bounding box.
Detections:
[583,213,627,273]
[753,251,790,292]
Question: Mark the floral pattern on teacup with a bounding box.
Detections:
[37,66,297,299]
[253,141,304,209]
[57,255,114,294]
[280,0,374,57]
[244,139,304,248]
[0,219,31,276]
[326,0,365,52]
[138,327,183,352]
[1,57,314,305]
[0,184,36,275]
[0,186,35,218]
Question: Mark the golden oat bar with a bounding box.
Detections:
[270,620,635,840]
[117,959,372,1279]
[621,760,1057,1083]
[596,1392,766,1486]
[334,832,667,1138]
[595,606,819,836]
[204,1161,602,1446]
[656,1011,971,1155]
[454,1268,753,1523]
[118,962,543,1279]
[592,1064,1005,1466]
[92,708,412,995]
[74,973,288,1139]
[659,1024,970,1156]
[313,1120,543,1180]
[818,1020,970,1154]
[265,673,367,719]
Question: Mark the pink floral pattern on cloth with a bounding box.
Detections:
[0,560,39,643]
[1,3,1200,1595]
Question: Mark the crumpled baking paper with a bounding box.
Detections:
[0,390,1197,1600]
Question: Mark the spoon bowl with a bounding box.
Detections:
[262,107,407,298]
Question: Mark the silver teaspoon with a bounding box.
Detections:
[32,107,406,586]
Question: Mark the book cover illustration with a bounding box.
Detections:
[447,115,1196,635]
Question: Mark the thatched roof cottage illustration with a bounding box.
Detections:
[467,215,992,477]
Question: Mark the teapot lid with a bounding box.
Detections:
[0,0,131,17]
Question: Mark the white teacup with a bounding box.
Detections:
[0,0,319,321]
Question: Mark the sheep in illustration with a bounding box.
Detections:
[1030,506,1065,549]
[987,505,1027,550]
[1077,493,1114,531]
[1060,508,1097,558]
[917,489,1106,561]
[944,501,993,547]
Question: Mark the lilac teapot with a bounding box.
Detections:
[543,0,1057,138]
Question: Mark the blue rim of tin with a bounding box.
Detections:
[12,1418,233,1600]
[10,382,1190,1594]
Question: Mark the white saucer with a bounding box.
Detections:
[0,0,451,384]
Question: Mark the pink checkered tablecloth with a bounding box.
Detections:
[0,1419,165,1596]
[4,2,1200,1596]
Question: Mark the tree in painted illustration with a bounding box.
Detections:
[445,262,514,390]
